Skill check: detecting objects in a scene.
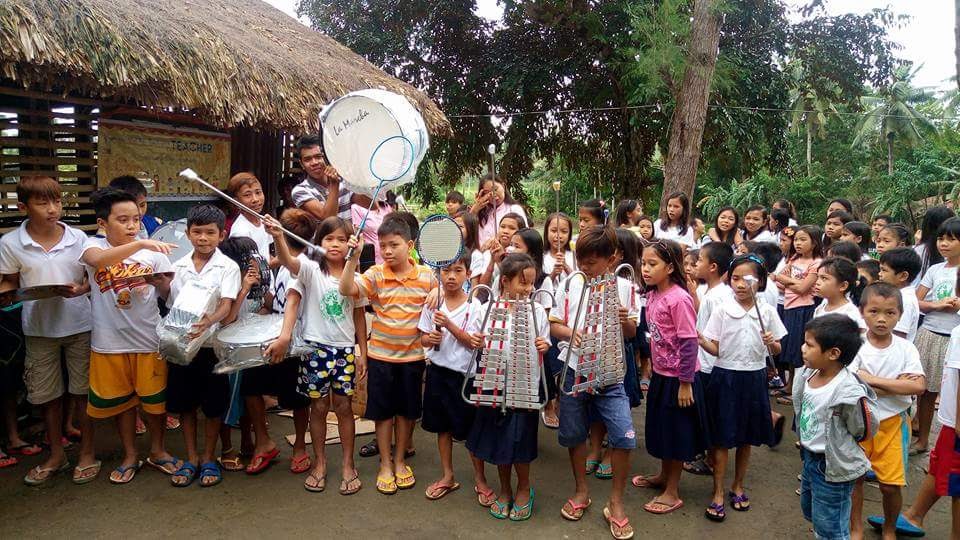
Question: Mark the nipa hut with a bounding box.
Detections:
[0,0,451,233]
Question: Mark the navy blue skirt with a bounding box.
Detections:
[645,372,710,462]
[623,341,643,408]
[466,407,538,465]
[705,366,774,448]
[779,304,817,368]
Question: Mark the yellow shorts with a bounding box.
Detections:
[859,412,909,486]
[87,351,167,419]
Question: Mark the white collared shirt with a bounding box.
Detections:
[0,221,91,337]
[229,214,273,260]
[703,299,787,371]
[167,248,241,307]
[696,283,734,374]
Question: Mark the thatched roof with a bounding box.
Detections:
[0,0,452,135]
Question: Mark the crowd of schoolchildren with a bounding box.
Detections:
[1,133,960,539]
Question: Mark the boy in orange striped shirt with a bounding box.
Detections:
[341,217,435,495]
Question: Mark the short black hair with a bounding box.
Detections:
[295,133,323,152]
[860,281,903,314]
[856,259,880,282]
[575,225,617,259]
[445,190,465,204]
[699,241,734,277]
[827,210,854,224]
[879,247,922,283]
[91,188,139,221]
[829,198,854,214]
[750,241,782,273]
[826,240,862,262]
[804,314,863,366]
[108,175,148,199]
[378,213,414,242]
[385,211,420,241]
[187,204,226,231]
[448,249,473,270]
[873,214,893,224]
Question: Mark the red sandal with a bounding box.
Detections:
[289,453,311,474]
[245,447,279,475]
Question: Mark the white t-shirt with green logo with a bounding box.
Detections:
[289,259,366,348]
[919,262,960,334]
[798,372,844,453]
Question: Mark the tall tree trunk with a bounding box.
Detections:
[661,0,722,210]
[887,134,894,176]
[806,121,813,178]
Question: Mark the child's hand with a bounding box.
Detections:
[678,381,694,407]
[60,282,90,298]
[321,165,342,184]
[137,239,178,255]
[346,235,363,261]
[263,335,290,364]
[535,337,549,353]
[143,272,171,288]
[551,262,564,279]
[856,369,875,385]
[423,330,442,347]
[241,264,260,291]
[468,333,485,350]
[263,215,284,239]
[571,332,583,349]
[618,306,630,326]
[355,350,367,382]
[187,314,214,339]
[761,331,775,347]
[424,288,440,310]
[433,311,450,329]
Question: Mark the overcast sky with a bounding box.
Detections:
[264,0,954,89]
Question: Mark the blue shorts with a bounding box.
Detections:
[801,449,854,540]
[557,368,636,449]
[298,343,358,398]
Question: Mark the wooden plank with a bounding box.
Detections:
[0,86,108,107]
[0,122,97,135]
[0,184,93,193]
[0,138,96,150]
[0,156,97,166]
[0,209,93,218]
[0,108,96,121]
[0,170,94,178]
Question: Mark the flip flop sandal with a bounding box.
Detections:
[908,446,929,457]
[290,453,311,474]
[704,502,726,522]
[585,459,600,475]
[376,474,397,495]
[165,416,181,430]
[199,462,222,487]
[561,498,592,521]
[395,465,416,489]
[245,447,280,475]
[604,506,635,539]
[475,485,497,507]
[146,456,182,475]
[23,460,71,486]
[683,459,713,476]
[170,462,198,487]
[110,460,143,485]
[339,473,362,496]
[304,471,327,492]
[771,415,786,448]
[541,411,559,429]
[359,440,379,458]
[425,481,461,500]
[135,417,147,435]
[729,491,751,511]
[776,395,793,406]
[8,443,42,456]
[631,475,663,489]
[0,453,18,469]
[867,514,926,538]
[489,500,511,519]
[218,454,244,472]
[72,460,102,485]
[595,463,613,480]
[643,498,684,515]
[508,489,534,521]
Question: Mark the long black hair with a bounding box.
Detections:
[713,206,740,245]
[614,228,641,278]
[819,256,867,306]
[513,227,546,288]
[615,199,640,227]
[659,191,690,235]
[641,238,687,293]
[476,174,519,228]
[921,206,956,272]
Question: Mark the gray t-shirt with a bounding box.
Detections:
[291,176,353,220]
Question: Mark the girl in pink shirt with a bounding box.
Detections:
[631,239,709,516]
[772,225,824,401]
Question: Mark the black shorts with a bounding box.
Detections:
[239,358,310,410]
[166,349,229,418]
[421,364,475,440]
[364,358,425,421]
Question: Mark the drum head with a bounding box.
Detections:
[150,219,191,262]
[217,313,283,345]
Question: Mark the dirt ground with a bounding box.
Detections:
[0,402,951,539]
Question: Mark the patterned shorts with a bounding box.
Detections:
[298,343,356,398]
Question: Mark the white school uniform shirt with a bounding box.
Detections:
[417,298,484,374]
[652,219,695,246]
[919,262,960,334]
[229,214,273,260]
[696,283,734,374]
[289,260,366,348]
[848,335,923,421]
[543,250,576,285]
[0,221,91,337]
[895,286,920,343]
[812,301,867,332]
[774,258,787,306]
[798,372,845,452]
[81,237,172,353]
[272,253,311,314]
[703,299,787,371]
[743,229,777,244]
[938,325,960,428]
[469,249,490,280]
[167,249,241,307]
[552,275,640,370]
[759,280,779,309]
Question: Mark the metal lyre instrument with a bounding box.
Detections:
[461,285,554,412]
[558,263,637,396]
